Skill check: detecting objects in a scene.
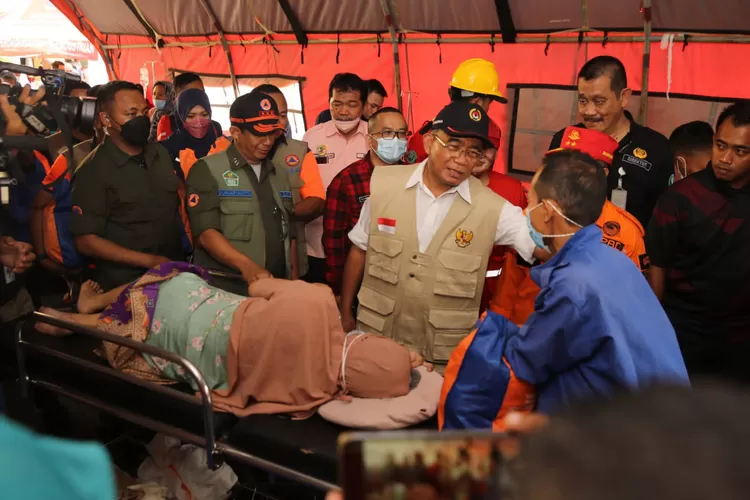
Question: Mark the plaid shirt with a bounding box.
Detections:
[323,154,376,294]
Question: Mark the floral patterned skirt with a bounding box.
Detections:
[143,273,246,391]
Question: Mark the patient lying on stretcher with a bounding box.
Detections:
[37,262,433,419]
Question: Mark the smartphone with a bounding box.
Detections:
[339,430,515,500]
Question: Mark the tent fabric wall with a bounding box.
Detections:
[107,37,750,130]
[45,1,750,174]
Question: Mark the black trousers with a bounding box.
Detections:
[303,256,327,284]
[676,328,750,384]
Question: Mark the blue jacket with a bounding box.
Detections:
[505,224,689,413]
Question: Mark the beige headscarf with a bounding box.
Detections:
[341,332,412,399]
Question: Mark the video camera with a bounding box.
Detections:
[0,62,97,195]
[0,62,97,137]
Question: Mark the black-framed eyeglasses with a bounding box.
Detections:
[370,130,412,140]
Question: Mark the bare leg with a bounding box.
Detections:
[77,280,128,314]
[36,306,101,336]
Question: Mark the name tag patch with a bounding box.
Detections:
[622,154,652,171]
[288,167,301,174]
[377,217,396,234]
[218,189,253,198]
[279,190,293,200]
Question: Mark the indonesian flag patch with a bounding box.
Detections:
[377,217,397,234]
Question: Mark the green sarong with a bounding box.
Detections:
[143,273,245,391]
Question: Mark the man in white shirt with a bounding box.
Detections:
[339,101,546,370]
[302,73,369,283]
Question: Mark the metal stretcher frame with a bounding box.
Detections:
[16,311,338,491]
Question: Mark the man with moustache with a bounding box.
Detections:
[186,92,296,294]
[339,101,545,372]
[549,56,672,228]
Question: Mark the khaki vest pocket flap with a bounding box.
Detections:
[437,250,482,273]
[369,235,404,258]
[357,286,397,316]
[433,281,477,299]
[428,308,479,330]
[220,199,254,214]
[357,309,387,333]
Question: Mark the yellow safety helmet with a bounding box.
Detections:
[450,58,507,104]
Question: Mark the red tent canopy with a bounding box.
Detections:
[47,0,750,172]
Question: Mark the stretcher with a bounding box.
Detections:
[11,310,437,492]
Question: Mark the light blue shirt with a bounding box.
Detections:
[0,416,115,500]
[505,224,689,413]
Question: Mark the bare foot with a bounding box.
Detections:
[36,307,73,336]
[77,280,104,314]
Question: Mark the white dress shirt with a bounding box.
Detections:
[348,161,536,262]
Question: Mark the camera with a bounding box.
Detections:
[0,62,97,137]
[0,63,98,198]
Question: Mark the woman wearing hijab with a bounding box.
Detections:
[35,263,430,419]
[159,88,222,180]
[149,81,175,142]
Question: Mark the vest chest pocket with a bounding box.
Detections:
[434,250,482,298]
[428,308,480,362]
[220,199,254,241]
[357,286,397,333]
[367,235,404,285]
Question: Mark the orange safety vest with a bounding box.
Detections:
[439,312,535,431]
[178,136,232,181]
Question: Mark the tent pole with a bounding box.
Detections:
[380,0,404,112]
[198,0,239,98]
[102,33,750,50]
[638,0,653,125]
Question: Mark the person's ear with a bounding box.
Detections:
[423,132,435,152]
[229,126,242,141]
[540,200,555,223]
[99,111,111,128]
[367,134,378,151]
[620,88,632,107]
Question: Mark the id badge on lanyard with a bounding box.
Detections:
[612,166,628,209]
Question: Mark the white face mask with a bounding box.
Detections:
[334,119,359,134]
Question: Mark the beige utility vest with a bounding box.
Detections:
[357,164,505,365]
[193,151,295,281]
[271,138,310,276]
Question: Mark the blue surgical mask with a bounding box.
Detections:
[154,99,167,110]
[526,205,547,249]
[373,137,408,164]
[526,201,582,250]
